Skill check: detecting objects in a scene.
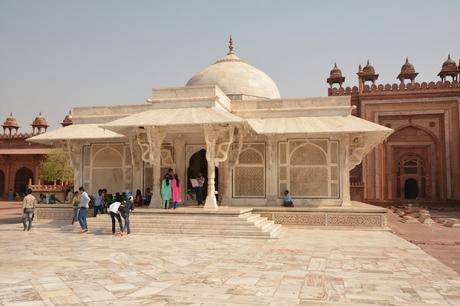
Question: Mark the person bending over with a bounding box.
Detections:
[108,198,124,235]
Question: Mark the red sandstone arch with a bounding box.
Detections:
[388,124,438,144]
[386,124,440,200]
[0,170,4,198]
[14,167,33,197]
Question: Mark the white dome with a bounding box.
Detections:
[186,51,280,99]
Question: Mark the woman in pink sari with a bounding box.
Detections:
[171,174,182,209]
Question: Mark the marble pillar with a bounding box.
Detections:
[266,137,278,206]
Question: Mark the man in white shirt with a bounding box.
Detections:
[78,187,90,233]
[108,199,123,235]
[22,188,37,231]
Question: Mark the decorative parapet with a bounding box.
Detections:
[28,178,72,192]
[350,182,364,188]
[0,131,44,139]
[329,80,460,96]
[29,184,70,192]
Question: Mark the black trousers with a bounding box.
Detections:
[109,212,123,234]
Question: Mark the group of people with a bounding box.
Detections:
[161,168,182,209]
[21,184,294,232]
[70,187,133,235]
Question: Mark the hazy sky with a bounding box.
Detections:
[1,0,459,130]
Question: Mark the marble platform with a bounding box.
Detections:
[36,201,387,230]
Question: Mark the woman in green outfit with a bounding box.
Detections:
[161,174,172,209]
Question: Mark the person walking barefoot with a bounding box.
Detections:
[22,188,37,231]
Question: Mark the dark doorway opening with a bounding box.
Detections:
[0,170,4,198]
[404,178,418,199]
[14,167,33,197]
[187,149,218,202]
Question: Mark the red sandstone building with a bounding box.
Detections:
[0,112,72,198]
[328,55,460,205]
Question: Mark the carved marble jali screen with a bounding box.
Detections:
[278,139,340,198]
[144,144,175,190]
[232,143,265,197]
[82,144,132,194]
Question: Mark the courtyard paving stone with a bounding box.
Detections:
[0,222,459,305]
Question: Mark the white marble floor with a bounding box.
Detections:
[0,222,459,305]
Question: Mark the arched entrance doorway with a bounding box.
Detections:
[396,156,426,200]
[404,178,418,199]
[187,149,218,204]
[0,170,4,198]
[14,167,33,197]
[388,125,436,200]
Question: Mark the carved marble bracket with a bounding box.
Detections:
[348,133,388,170]
[128,137,142,169]
[136,128,152,166]
[135,127,167,207]
[203,124,237,209]
[61,140,82,186]
[228,128,244,171]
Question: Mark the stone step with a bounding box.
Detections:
[269,225,283,238]
[89,215,267,226]
[87,221,265,231]
[108,213,262,222]
[86,211,281,239]
[87,225,274,236]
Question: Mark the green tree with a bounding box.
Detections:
[40,148,74,183]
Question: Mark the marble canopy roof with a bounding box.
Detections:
[28,85,392,144]
[101,106,244,136]
[28,123,126,145]
[246,115,392,136]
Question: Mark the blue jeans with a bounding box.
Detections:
[195,187,204,204]
[122,211,130,234]
[94,205,103,217]
[78,207,88,230]
[72,207,78,224]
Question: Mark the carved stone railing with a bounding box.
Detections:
[329,80,460,96]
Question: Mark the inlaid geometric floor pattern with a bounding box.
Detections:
[0,223,459,305]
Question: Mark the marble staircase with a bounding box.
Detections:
[86,208,283,239]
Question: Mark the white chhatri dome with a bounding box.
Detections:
[186,37,280,99]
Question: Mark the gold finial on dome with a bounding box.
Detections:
[227,35,234,55]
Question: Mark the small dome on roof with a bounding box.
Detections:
[3,112,19,128]
[441,54,458,72]
[61,111,73,127]
[186,36,280,99]
[401,57,416,74]
[362,59,376,75]
[329,63,343,78]
[31,112,49,128]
